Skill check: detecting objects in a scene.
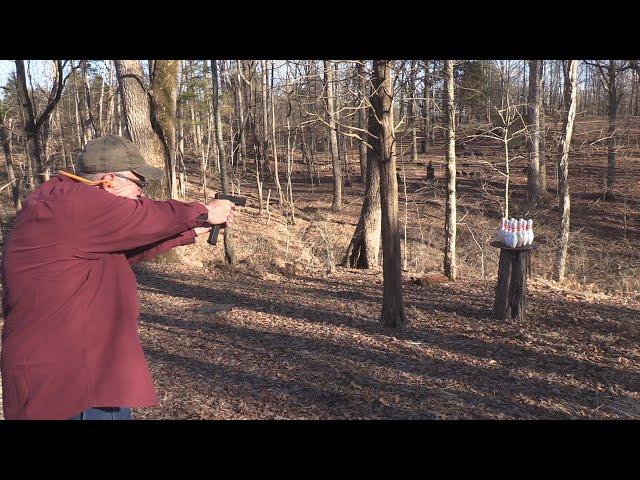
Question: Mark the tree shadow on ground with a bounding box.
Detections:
[136,265,639,418]
[141,312,567,419]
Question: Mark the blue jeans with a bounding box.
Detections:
[69,407,132,420]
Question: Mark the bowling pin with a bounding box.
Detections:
[516,221,523,247]
[509,221,518,248]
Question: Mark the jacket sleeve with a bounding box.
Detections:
[71,185,209,255]
[125,229,198,265]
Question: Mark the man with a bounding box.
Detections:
[1,134,234,420]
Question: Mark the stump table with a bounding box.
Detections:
[490,240,538,321]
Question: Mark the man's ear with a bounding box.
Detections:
[100,173,115,189]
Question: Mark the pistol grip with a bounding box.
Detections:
[208,224,223,245]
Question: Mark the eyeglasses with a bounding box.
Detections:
[112,173,147,190]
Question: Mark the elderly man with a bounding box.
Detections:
[1,135,234,420]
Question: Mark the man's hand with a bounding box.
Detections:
[204,199,235,225]
[194,226,212,236]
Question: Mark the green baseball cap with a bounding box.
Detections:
[77,134,164,181]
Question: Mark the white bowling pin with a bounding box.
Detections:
[516,222,523,247]
[509,222,518,248]
[528,219,534,245]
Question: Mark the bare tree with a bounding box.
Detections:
[466,92,527,219]
[176,62,187,198]
[212,60,236,265]
[71,73,84,149]
[149,60,180,199]
[584,60,635,200]
[374,60,407,329]
[324,60,342,211]
[443,60,457,281]
[421,60,431,152]
[526,60,543,206]
[553,60,578,283]
[14,60,77,185]
[539,64,547,194]
[357,60,368,181]
[269,60,284,205]
[234,60,248,175]
[115,60,168,199]
[80,60,98,143]
[409,60,419,164]
[242,61,264,213]
[261,60,270,178]
[0,116,22,212]
[342,83,381,269]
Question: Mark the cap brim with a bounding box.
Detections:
[131,164,164,181]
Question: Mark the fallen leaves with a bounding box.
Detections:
[123,260,640,420]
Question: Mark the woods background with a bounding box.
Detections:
[0,59,639,419]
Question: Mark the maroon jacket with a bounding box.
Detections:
[1,174,209,420]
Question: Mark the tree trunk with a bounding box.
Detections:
[605,60,618,200]
[185,61,203,159]
[0,120,22,212]
[176,63,186,198]
[539,79,547,195]
[149,60,180,199]
[235,60,248,174]
[72,72,84,149]
[245,62,264,213]
[115,91,123,137]
[261,60,270,178]
[114,60,168,199]
[374,60,407,329]
[301,129,314,185]
[635,67,640,116]
[527,60,543,206]
[80,60,97,143]
[269,60,283,204]
[431,60,437,145]
[15,60,43,185]
[421,60,430,152]
[357,61,368,182]
[16,60,69,186]
[212,60,236,266]
[493,249,530,321]
[56,107,70,172]
[117,60,188,262]
[342,98,381,269]
[493,249,513,319]
[443,60,457,281]
[324,60,342,211]
[284,62,296,219]
[553,60,578,283]
[340,132,350,187]
[106,61,116,135]
[409,60,419,164]
[97,67,105,136]
[39,115,52,182]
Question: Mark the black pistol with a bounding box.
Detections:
[207,193,247,246]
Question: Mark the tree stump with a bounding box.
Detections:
[491,241,538,321]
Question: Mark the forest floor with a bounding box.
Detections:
[1,117,639,419]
